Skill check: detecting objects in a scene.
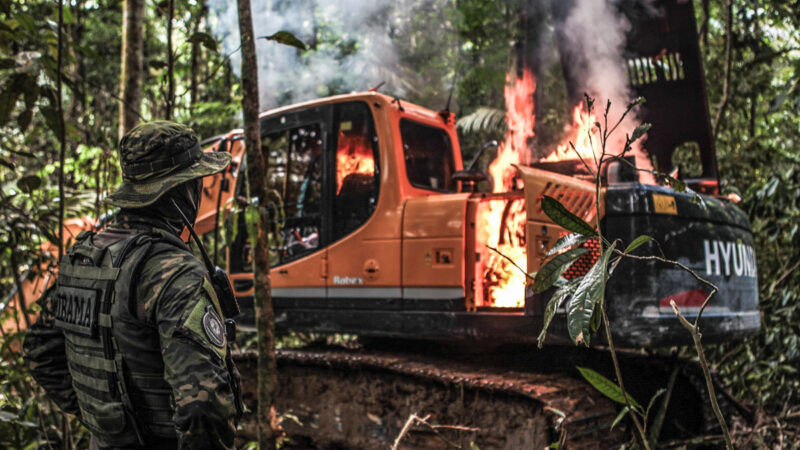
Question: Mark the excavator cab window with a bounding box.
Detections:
[263,123,324,263]
[332,101,379,240]
[401,119,456,192]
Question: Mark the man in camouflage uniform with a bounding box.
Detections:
[23,121,241,449]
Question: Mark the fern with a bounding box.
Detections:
[456,107,506,136]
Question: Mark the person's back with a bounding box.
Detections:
[24,121,241,449]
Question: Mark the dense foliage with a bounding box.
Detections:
[0,0,798,447]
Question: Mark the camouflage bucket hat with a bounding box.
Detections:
[105,121,231,208]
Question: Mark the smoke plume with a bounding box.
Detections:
[557,0,652,170]
[205,0,403,110]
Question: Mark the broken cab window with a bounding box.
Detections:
[263,123,323,264]
[400,119,456,192]
[333,102,379,240]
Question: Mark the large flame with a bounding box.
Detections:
[540,103,656,184]
[475,70,535,308]
[540,104,600,164]
[336,130,375,194]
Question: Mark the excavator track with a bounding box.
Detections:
[234,342,742,449]
[235,345,625,448]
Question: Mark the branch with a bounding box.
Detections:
[671,301,733,449]
[487,245,533,281]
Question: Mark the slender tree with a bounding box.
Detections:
[236,0,277,447]
[165,0,175,120]
[119,0,145,138]
[57,0,66,260]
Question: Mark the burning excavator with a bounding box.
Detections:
[185,0,758,348]
[9,0,757,351]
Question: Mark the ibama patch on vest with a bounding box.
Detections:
[53,285,100,337]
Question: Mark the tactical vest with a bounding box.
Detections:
[53,227,239,447]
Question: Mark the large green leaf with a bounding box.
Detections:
[546,233,590,256]
[567,242,616,346]
[456,107,507,136]
[533,247,587,293]
[577,366,642,410]
[261,31,307,50]
[537,278,580,348]
[541,195,596,236]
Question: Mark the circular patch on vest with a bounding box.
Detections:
[202,305,226,348]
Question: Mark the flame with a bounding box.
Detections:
[540,103,656,184]
[475,70,535,308]
[336,130,375,194]
[541,105,600,164]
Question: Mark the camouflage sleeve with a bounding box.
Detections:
[22,286,80,416]
[144,251,237,450]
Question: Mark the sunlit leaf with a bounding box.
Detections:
[577,366,642,410]
[261,31,307,50]
[456,107,506,136]
[541,195,596,236]
[567,242,615,346]
[611,406,629,430]
[546,233,589,256]
[533,247,587,293]
[538,278,580,348]
[15,13,36,34]
[629,123,651,143]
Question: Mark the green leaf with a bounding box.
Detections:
[22,76,38,109]
[61,4,76,24]
[624,235,651,253]
[533,248,587,293]
[41,106,62,136]
[546,233,589,256]
[567,242,616,346]
[590,305,602,332]
[610,406,629,430]
[15,13,36,34]
[0,57,13,70]
[188,32,218,51]
[261,31,307,50]
[538,278,581,348]
[629,123,651,143]
[541,195,596,236]
[577,366,642,410]
[645,388,666,420]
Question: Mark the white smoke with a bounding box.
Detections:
[205,0,403,110]
[560,0,646,160]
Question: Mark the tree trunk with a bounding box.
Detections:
[189,3,206,109]
[712,0,734,139]
[119,0,145,139]
[236,0,277,447]
[165,0,175,120]
[57,0,66,260]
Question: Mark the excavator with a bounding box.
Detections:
[184,0,758,349]
[8,0,758,349]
